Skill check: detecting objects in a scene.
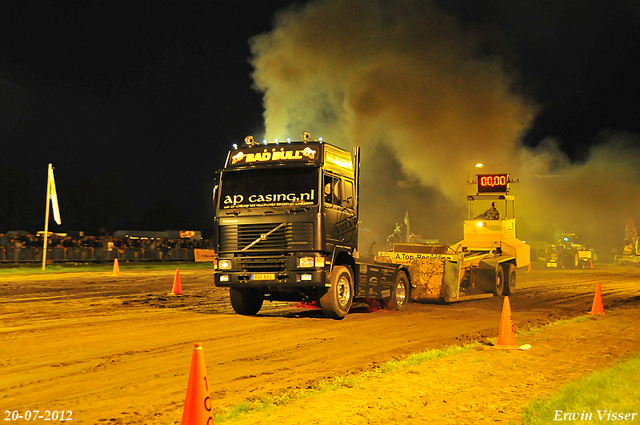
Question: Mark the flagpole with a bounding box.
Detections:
[42,163,52,271]
[404,210,410,243]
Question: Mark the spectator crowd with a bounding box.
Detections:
[0,232,213,263]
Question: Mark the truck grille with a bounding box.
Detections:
[238,256,286,272]
[219,222,313,252]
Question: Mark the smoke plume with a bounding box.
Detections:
[250,0,640,258]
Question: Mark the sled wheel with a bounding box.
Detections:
[502,263,516,296]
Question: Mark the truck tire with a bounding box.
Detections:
[320,265,353,319]
[502,263,516,295]
[229,287,263,316]
[389,270,409,311]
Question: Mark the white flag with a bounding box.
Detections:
[49,167,62,225]
[404,210,410,242]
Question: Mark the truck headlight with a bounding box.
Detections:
[298,257,326,268]
[298,257,314,268]
[476,221,486,228]
[219,259,232,270]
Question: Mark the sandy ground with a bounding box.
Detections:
[1,263,639,424]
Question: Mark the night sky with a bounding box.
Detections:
[2,0,639,246]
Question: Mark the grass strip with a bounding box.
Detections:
[517,352,640,424]
[214,343,477,422]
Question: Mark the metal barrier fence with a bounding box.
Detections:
[0,246,195,263]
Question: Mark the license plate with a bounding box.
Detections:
[547,263,557,268]
[251,273,275,281]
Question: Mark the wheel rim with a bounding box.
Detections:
[395,279,407,304]
[497,271,504,293]
[336,274,351,308]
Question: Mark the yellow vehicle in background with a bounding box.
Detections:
[377,174,530,302]
[545,233,596,269]
[615,218,640,266]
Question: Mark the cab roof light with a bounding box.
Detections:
[244,135,260,147]
[243,133,324,146]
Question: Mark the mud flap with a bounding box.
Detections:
[442,260,460,299]
[478,258,499,293]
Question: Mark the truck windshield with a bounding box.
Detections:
[219,167,318,210]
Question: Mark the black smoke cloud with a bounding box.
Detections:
[249,0,640,257]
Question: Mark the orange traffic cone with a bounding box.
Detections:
[493,296,519,350]
[112,258,120,276]
[589,259,594,269]
[181,343,214,425]
[528,262,533,272]
[170,269,182,295]
[588,282,605,315]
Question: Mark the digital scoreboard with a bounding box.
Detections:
[477,174,509,193]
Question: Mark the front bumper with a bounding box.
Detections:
[214,270,328,287]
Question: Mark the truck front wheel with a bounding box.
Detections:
[229,287,264,316]
[320,265,353,319]
[389,270,409,311]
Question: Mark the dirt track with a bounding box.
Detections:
[1,264,639,424]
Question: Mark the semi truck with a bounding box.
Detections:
[212,133,530,318]
[212,132,410,319]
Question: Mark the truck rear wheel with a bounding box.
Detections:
[502,263,516,295]
[229,287,264,316]
[320,265,353,319]
[389,270,409,311]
